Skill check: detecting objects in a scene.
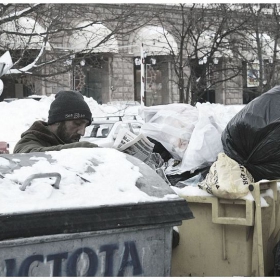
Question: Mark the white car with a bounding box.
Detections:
[81,116,144,147]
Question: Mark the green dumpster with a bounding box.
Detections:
[0,150,193,277]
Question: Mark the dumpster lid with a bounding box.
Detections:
[0,148,193,240]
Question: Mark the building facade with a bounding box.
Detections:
[1,4,276,106]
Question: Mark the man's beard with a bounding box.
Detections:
[56,122,80,144]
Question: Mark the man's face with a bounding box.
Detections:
[56,119,89,144]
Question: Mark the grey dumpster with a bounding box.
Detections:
[0,150,193,277]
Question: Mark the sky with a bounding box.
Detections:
[0,96,273,215]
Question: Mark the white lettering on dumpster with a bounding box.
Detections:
[2,241,143,277]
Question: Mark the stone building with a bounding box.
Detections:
[1,4,276,106]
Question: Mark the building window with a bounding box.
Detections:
[243,61,259,104]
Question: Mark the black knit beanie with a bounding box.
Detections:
[48,91,92,125]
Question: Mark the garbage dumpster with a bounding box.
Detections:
[171,180,280,277]
[0,149,193,277]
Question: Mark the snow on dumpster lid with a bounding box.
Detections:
[0,148,193,240]
[0,148,181,215]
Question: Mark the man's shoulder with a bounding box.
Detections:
[30,120,48,130]
[22,121,48,136]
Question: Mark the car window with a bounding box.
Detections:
[84,123,114,138]
[113,123,130,137]
[84,121,143,139]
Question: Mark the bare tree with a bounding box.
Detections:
[152,3,256,104]
[0,4,155,90]
[2,4,279,103]
[229,4,280,102]
[152,3,280,105]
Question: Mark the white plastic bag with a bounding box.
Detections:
[141,103,198,160]
[177,103,244,173]
[198,153,254,199]
[179,113,223,172]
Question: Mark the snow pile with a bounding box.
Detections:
[0,98,50,151]
[0,95,110,152]
[84,95,109,117]
[101,102,142,119]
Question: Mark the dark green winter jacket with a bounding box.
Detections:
[13,121,98,153]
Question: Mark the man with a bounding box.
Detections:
[14,90,98,153]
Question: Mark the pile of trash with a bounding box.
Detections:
[140,86,280,199]
[140,102,243,187]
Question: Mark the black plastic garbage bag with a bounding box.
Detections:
[166,166,210,187]
[148,137,172,162]
[222,85,280,181]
